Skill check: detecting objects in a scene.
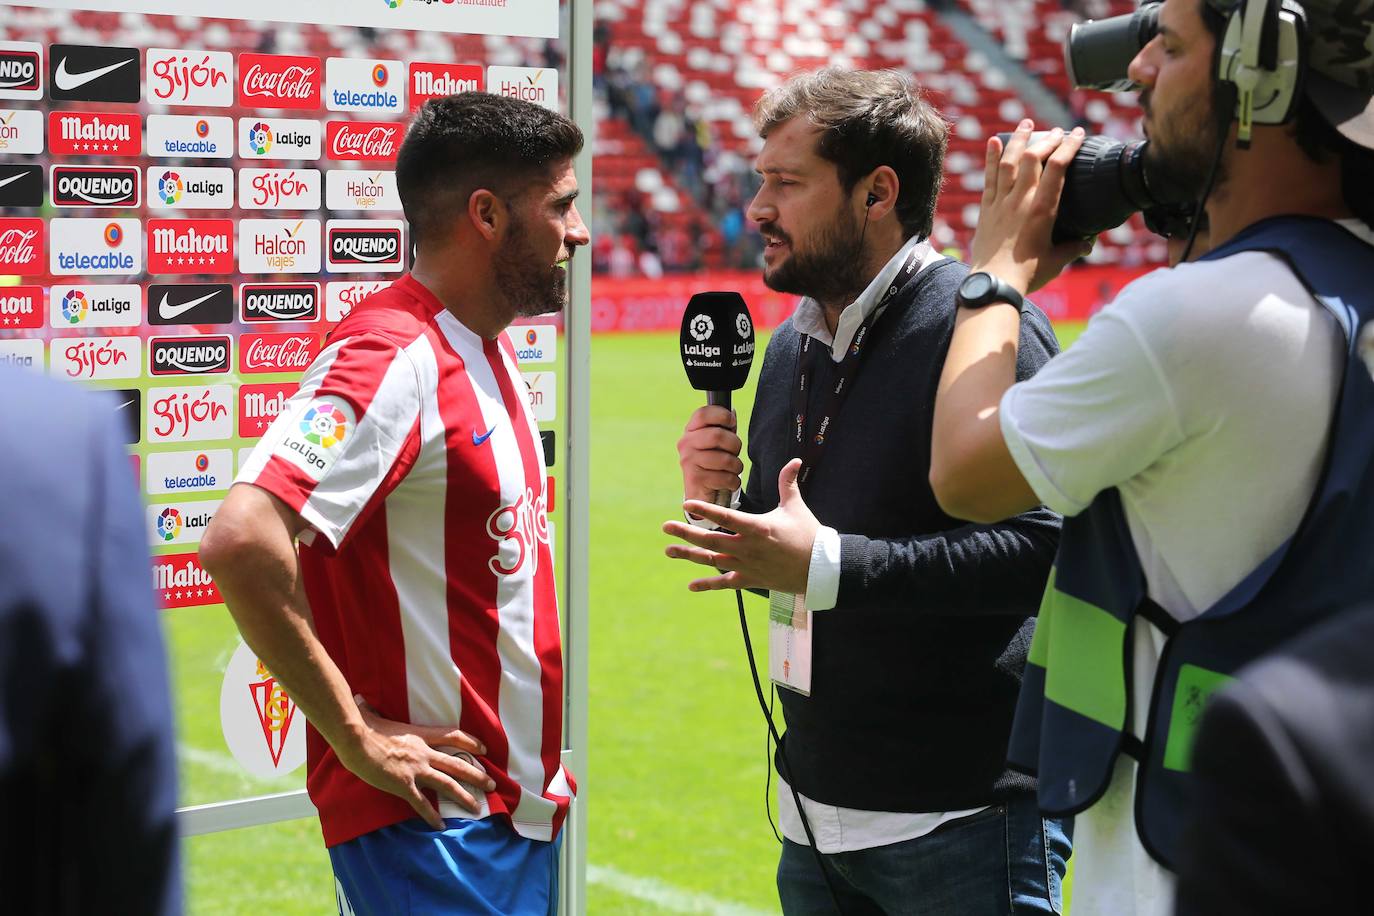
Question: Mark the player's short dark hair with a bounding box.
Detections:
[754,68,949,241]
[396,92,584,246]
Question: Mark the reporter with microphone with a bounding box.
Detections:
[664,68,1068,915]
[929,2,1374,913]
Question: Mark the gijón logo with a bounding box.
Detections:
[48,111,141,156]
[241,282,320,323]
[148,284,235,327]
[239,168,321,210]
[147,48,232,107]
[147,385,234,443]
[51,335,140,380]
[238,54,322,110]
[325,280,388,322]
[51,165,140,208]
[48,44,140,103]
[149,335,232,376]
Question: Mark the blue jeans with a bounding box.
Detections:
[777,796,1071,915]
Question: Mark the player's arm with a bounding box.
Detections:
[201,483,492,829]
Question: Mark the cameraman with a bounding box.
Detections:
[929,1,1374,915]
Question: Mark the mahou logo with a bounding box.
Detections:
[408,62,482,111]
[148,384,234,443]
[147,218,235,274]
[48,111,141,156]
[326,121,402,162]
[239,382,299,438]
[239,333,320,374]
[238,54,322,110]
[152,552,220,609]
[486,486,550,577]
[0,219,43,274]
[0,285,41,328]
[147,48,233,107]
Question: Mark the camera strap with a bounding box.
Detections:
[790,245,924,496]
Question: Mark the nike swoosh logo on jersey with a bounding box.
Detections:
[472,425,498,446]
[53,56,134,91]
[159,290,219,320]
[0,172,26,191]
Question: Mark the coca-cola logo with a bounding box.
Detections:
[326,121,402,162]
[239,54,322,109]
[240,333,320,373]
[0,221,42,272]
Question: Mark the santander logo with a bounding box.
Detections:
[238,54,322,110]
[326,121,401,162]
[239,333,320,374]
[486,486,550,577]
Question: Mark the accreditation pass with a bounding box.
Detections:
[768,590,812,695]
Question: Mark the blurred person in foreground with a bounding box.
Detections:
[663,68,1070,914]
[200,92,588,914]
[1174,601,1374,914]
[0,371,179,915]
[929,1,1374,914]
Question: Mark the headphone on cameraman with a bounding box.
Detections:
[1208,0,1308,145]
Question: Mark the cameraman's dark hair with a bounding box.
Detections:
[754,68,949,240]
[1292,93,1374,229]
[396,92,583,247]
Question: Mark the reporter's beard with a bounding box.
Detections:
[761,205,868,305]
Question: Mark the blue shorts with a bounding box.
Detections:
[329,817,561,915]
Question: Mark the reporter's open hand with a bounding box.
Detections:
[335,696,495,830]
[970,120,1091,294]
[677,405,744,504]
[663,458,818,594]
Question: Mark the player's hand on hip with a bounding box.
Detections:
[678,405,744,504]
[970,119,1091,294]
[339,696,496,830]
[663,458,818,594]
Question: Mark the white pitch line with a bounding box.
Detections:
[177,742,300,787]
[586,864,776,916]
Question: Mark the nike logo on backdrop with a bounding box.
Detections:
[159,291,219,320]
[0,173,25,191]
[53,56,134,91]
[472,425,498,446]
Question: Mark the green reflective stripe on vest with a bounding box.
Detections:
[1162,663,1235,772]
[1033,568,1128,729]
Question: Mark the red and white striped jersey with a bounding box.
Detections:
[237,275,572,847]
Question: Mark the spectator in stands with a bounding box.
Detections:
[930,0,1374,913]
[665,67,1069,915]
[0,372,180,916]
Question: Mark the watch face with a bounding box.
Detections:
[961,272,994,302]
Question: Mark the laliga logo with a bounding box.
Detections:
[486,486,549,577]
[156,507,182,541]
[158,171,183,205]
[61,289,87,324]
[299,402,348,448]
[736,313,752,338]
[689,313,714,341]
[248,121,272,156]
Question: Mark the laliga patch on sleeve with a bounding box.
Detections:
[272,394,356,482]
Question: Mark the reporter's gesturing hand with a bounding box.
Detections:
[970,120,1090,294]
[663,458,818,594]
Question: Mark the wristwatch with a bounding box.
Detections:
[955,271,1025,312]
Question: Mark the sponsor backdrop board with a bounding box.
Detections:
[0,3,576,872]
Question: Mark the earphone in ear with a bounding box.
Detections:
[866,192,878,207]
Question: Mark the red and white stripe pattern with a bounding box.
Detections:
[238,275,571,847]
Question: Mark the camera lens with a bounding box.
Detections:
[1065,0,1161,91]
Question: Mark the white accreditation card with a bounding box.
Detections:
[769,590,813,696]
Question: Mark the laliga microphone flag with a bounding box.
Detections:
[680,291,755,392]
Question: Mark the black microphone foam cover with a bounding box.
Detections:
[680,292,755,392]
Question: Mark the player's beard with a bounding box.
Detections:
[495,214,568,319]
[1142,85,1227,201]
[761,201,868,305]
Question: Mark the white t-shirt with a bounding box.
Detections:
[999,220,1372,915]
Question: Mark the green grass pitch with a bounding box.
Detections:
[177,322,1087,914]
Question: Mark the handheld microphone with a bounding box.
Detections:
[680,291,755,505]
